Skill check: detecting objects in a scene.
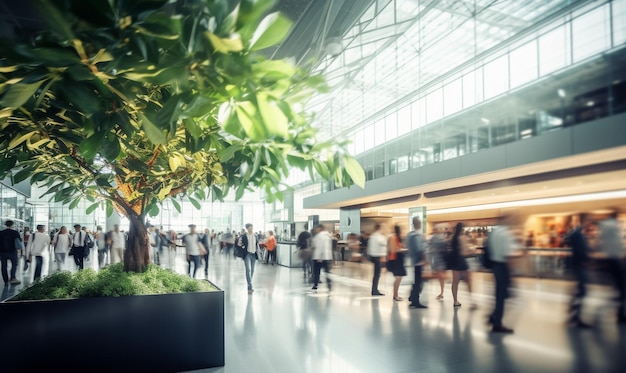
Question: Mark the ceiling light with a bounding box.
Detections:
[586,101,594,107]
[557,89,566,98]
[427,190,626,215]
[481,117,490,124]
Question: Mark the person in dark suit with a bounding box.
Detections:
[237,223,259,294]
[565,215,593,328]
[0,220,22,285]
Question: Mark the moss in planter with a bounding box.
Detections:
[10,264,217,301]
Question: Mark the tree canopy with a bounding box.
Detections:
[0,0,364,222]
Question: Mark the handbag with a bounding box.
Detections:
[234,245,247,258]
[14,237,24,250]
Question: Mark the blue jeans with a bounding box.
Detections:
[188,255,201,278]
[243,252,256,290]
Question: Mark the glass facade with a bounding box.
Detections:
[300,0,626,186]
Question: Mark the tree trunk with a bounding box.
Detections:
[123,212,151,272]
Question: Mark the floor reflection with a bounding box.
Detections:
[3,250,626,373]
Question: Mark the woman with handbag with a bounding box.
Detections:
[448,222,475,308]
[387,224,408,301]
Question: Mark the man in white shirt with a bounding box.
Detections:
[367,223,387,296]
[182,224,205,278]
[28,225,51,281]
[107,225,126,265]
[71,224,87,270]
[311,225,333,291]
[488,215,520,333]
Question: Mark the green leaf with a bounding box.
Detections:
[206,32,244,53]
[101,135,121,161]
[220,144,242,162]
[257,93,288,138]
[12,168,33,184]
[32,0,75,41]
[0,80,45,108]
[106,201,113,217]
[183,118,202,139]
[79,134,103,161]
[235,102,266,141]
[69,197,81,210]
[249,12,292,51]
[170,198,182,214]
[139,113,167,144]
[188,196,201,209]
[86,202,100,215]
[343,156,365,188]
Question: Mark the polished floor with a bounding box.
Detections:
[2,249,626,373]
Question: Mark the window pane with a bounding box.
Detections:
[539,25,568,76]
[374,119,386,146]
[614,0,626,46]
[385,113,398,141]
[572,5,610,62]
[483,55,509,100]
[397,105,412,136]
[363,125,375,150]
[426,88,443,123]
[444,78,463,116]
[412,98,427,129]
[354,130,365,154]
[463,72,476,109]
[510,40,538,89]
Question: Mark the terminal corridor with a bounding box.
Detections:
[4,250,624,373]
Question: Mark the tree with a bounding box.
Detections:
[0,0,364,272]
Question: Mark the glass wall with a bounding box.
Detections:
[320,0,626,187]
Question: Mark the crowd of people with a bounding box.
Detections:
[2,214,624,334]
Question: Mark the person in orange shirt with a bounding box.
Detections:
[265,231,277,265]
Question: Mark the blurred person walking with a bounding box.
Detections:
[95,226,108,268]
[598,213,626,323]
[181,224,206,279]
[428,224,449,300]
[238,223,259,294]
[70,224,87,270]
[387,224,407,301]
[408,218,427,309]
[564,215,593,328]
[107,224,126,265]
[51,226,71,271]
[368,223,387,296]
[201,228,211,276]
[487,215,521,333]
[0,220,22,285]
[297,229,312,277]
[27,225,50,281]
[311,225,333,291]
[449,222,474,308]
[265,231,277,265]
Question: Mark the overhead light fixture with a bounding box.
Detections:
[480,117,490,124]
[325,37,343,56]
[557,89,566,98]
[586,101,595,107]
[427,190,626,215]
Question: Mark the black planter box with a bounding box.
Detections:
[0,283,224,372]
